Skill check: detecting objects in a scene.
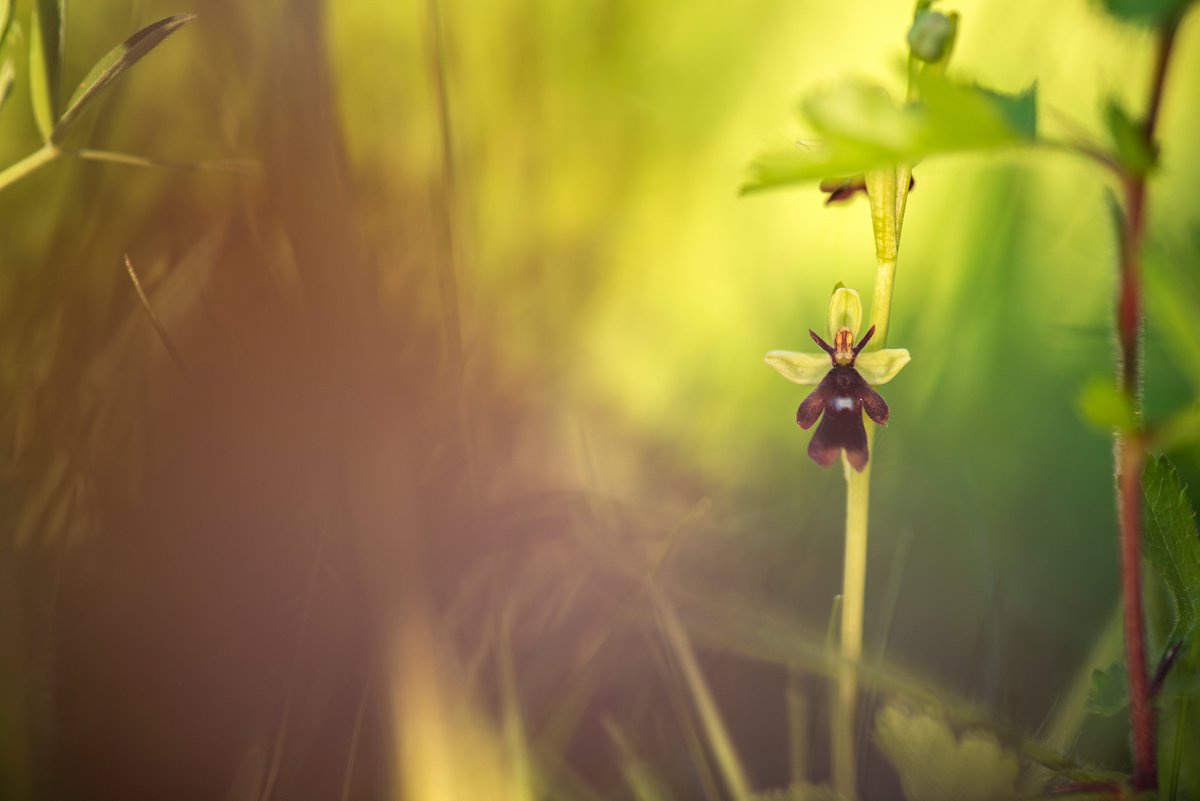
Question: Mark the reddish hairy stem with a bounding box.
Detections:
[1118,438,1153,790]
[1115,15,1180,792]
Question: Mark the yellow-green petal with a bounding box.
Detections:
[827,286,862,340]
[854,348,910,385]
[765,350,829,385]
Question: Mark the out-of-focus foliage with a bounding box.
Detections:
[52,14,196,143]
[743,76,1036,192]
[1104,98,1158,175]
[1077,376,1137,434]
[1099,0,1196,26]
[27,0,62,140]
[1087,660,1128,717]
[873,702,1019,801]
[0,0,1197,800]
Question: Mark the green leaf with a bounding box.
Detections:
[1155,404,1200,452]
[0,0,14,52]
[28,0,63,142]
[743,76,1036,193]
[750,784,846,801]
[52,14,197,143]
[1142,457,1200,645]
[1144,237,1200,392]
[1098,0,1195,27]
[1086,661,1128,716]
[0,58,14,114]
[1162,661,1200,699]
[966,83,1037,141]
[1104,98,1156,175]
[874,702,1020,801]
[1077,376,1137,433]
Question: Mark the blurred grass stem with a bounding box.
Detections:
[123,254,193,381]
[425,0,482,509]
[0,144,58,192]
[0,145,255,194]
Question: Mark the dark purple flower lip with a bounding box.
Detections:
[797,325,889,472]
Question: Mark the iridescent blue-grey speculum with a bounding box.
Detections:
[797,324,889,472]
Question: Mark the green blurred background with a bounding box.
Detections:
[0,0,1198,799]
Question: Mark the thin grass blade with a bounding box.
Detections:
[0,58,14,113]
[0,0,13,52]
[606,723,675,801]
[53,14,196,142]
[68,147,258,174]
[652,589,753,801]
[28,0,63,141]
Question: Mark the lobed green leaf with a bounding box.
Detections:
[742,75,1036,193]
[1098,0,1195,27]
[1142,457,1200,645]
[1085,661,1128,716]
[1104,98,1156,175]
[874,702,1020,801]
[750,784,846,801]
[28,0,63,142]
[53,14,197,143]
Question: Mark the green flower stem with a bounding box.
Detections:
[0,144,59,193]
[832,168,909,800]
[833,426,874,799]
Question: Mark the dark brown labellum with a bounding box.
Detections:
[798,325,889,472]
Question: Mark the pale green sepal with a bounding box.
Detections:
[765,350,830,385]
[854,349,910,385]
[826,287,862,339]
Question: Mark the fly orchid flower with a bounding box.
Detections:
[765,287,910,471]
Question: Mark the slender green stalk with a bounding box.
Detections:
[831,167,909,800]
[68,147,257,174]
[123,255,193,381]
[833,431,873,799]
[653,587,753,801]
[0,144,254,194]
[0,144,59,193]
